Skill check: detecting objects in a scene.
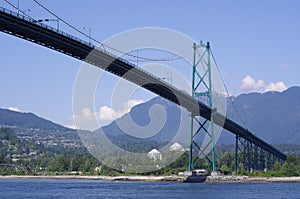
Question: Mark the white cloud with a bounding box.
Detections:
[98,99,144,122]
[240,75,265,93]
[124,99,144,111]
[69,99,144,130]
[98,106,116,122]
[240,75,287,93]
[8,107,20,112]
[65,124,79,130]
[265,82,287,92]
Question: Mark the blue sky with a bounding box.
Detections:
[0,0,299,129]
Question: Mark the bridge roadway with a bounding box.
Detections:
[0,7,286,161]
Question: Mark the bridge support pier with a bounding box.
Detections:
[234,134,239,174]
[235,136,285,174]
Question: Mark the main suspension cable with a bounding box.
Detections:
[32,0,189,63]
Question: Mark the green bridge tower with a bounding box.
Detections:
[189,41,216,172]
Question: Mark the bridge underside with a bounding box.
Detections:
[0,7,286,169]
[235,135,284,173]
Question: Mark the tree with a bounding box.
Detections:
[221,165,230,175]
[220,152,234,172]
[272,162,281,171]
[279,154,300,177]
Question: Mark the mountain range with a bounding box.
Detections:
[229,86,300,144]
[99,86,300,146]
[1,86,300,146]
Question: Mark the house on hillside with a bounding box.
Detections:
[147,149,162,161]
[169,142,185,152]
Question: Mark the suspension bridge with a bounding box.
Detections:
[0,3,287,173]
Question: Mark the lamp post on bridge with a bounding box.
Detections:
[14,0,30,16]
[17,0,19,16]
[158,72,173,85]
[83,26,92,46]
[23,9,30,15]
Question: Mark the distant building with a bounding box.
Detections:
[147,149,162,161]
[169,143,185,152]
[94,166,101,172]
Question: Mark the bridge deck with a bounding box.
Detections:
[0,7,286,161]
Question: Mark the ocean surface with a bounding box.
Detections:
[0,179,300,198]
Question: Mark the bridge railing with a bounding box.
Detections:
[0,6,95,48]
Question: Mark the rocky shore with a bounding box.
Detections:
[1,175,300,183]
[0,175,186,182]
[206,176,300,183]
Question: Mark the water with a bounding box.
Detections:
[0,179,299,198]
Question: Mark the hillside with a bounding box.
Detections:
[0,108,68,131]
[100,86,300,145]
[231,86,300,144]
[1,87,299,149]
[0,108,81,148]
[0,127,45,161]
[98,97,189,152]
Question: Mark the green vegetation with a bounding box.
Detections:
[266,154,300,177]
[1,127,300,177]
[0,127,99,175]
[217,151,300,177]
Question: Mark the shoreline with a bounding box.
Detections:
[0,175,183,182]
[206,176,300,183]
[1,175,300,183]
